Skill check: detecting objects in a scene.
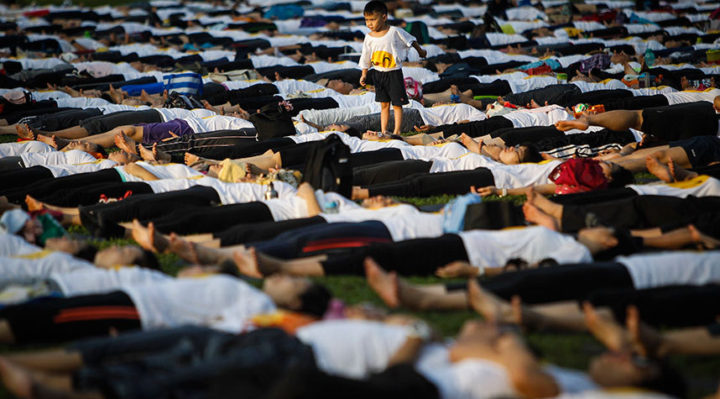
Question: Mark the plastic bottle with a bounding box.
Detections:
[264,182,278,200]
[323,200,339,214]
[644,48,655,68]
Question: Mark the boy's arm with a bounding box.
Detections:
[358,39,371,86]
[360,68,369,87]
[411,41,427,58]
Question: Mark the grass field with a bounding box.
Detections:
[0,132,718,397]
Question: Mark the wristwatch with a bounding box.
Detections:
[407,320,432,341]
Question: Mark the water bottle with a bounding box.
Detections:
[644,48,655,68]
[323,200,339,214]
[264,182,278,200]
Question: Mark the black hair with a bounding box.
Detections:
[518,142,543,163]
[638,361,687,399]
[74,244,99,263]
[297,282,332,318]
[218,258,241,277]
[364,0,388,15]
[503,257,529,271]
[344,127,362,138]
[94,146,108,158]
[100,92,116,104]
[135,249,161,270]
[608,164,635,188]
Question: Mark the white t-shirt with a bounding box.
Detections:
[399,142,469,161]
[618,251,720,290]
[262,196,309,221]
[154,107,216,122]
[459,226,593,269]
[296,319,410,379]
[491,160,563,189]
[121,275,276,332]
[429,152,499,173]
[195,178,296,205]
[44,159,119,178]
[0,234,41,257]
[51,266,171,296]
[118,162,204,182]
[358,26,417,72]
[662,89,720,105]
[21,150,96,168]
[419,103,486,127]
[321,204,444,241]
[416,344,517,399]
[0,141,55,157]
[0,250,95,282]
[628,175,720,198]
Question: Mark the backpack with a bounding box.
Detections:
[249,101,296,141]
[463,201,525,230]
[163,72,203,96]
[439,62,473,79]
[404,21,430,45]
[301,134,352,197]
[164,91,204,110]
[404,77,423,101]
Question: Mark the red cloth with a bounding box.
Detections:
[550,158,608,194]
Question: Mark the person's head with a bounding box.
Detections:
[263,275,332,317]
[498,144,542,164]
[0,209,41,243]
[62,140,103,154]
[325,79,354,95]
[598,161,634,188]
[364,1,388,32]
[589,352,686,397]
[361,195,397,209]
[108,150,139,165]
[94,245,160,269]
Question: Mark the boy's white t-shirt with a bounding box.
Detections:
[20,150,96,168]
[618,251,720,290]
[459,226,592,269]
[51,267,171,296]
[358,26,417,72]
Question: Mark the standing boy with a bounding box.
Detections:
[359,1,427,136]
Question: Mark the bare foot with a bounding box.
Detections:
[626,305,663,358]
[364,257,399,308]
[689,224,720,249]
[554,119,589,132]
[666,159,698,182]
[15,123,35,140]
[131,220,159,252]
[645,155,674,182]
[167,233,200,264]
[467,279,516,324]
[522,202,559,231]
[459,133,481,153]
[24,195,45,212]
[0,357,33,398]
[138,143,157,162]
[114,132,138,155]
[435,261,481,278]
[526,188,562,220]
[233,247,263,278]
[583,301,630,352]
[184,152,200,166]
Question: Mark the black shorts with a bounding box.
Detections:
[671,136,720,168]
[0,291,141,344]
[640,101,718,141]
[371,69,408,106]
[80,109,162,135]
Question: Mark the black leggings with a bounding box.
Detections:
[1,168,121,204]
[202,83,279,105]
[279,143,404,170]
[448,262,635,304]
[321,234,468,276]
[431,116,514,138]
[186,137,296,161]
[253,221,392,259]
[152,130,260,163]
[354,160,432,186]
[367,168,495,198]
[560,195,720,233]
[80,186,221,238]
[35,181,154,208]
[148,202,274,235]
[215,216,327,247]
[80,109,161,135]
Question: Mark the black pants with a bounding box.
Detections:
[80,186,221,237]
[600,94,669,111]
[503,84,581,108]
[266,364,439,399]
[215,216,327,246]
[490,126,565,146]
[588,284,720,328]
[31,107,103,131]
[549,188,638,206]
[354,160,432,186]
[367,168,495,197]
[148,202,274,235]
[641,101,718,141]
[1,168,121,204]
[321,234,468,276]
[539,129,636,158]
[186,137,296,161]
[36,181,154,208]
[253,221,392,259]
[202,83,279,105]
[432,116,514,138]
[151,129,260,162]
[561,195,720,233]
[80,109,162,135]
[448,262,635,304]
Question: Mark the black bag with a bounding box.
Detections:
[164,91,204,110]
[463,201,525,230]
[249,101,296,141]
[301,135,352,197]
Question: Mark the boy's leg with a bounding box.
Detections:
[392,105,404,135]
[380,102,391,134]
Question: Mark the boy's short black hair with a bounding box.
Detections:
[608,164,635,188]
[639,360,687,398]
[297,282,332,318]
[364,0,388,15]
[344,127,362,138]
[136,249,161,270]
[518,142,543,163]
